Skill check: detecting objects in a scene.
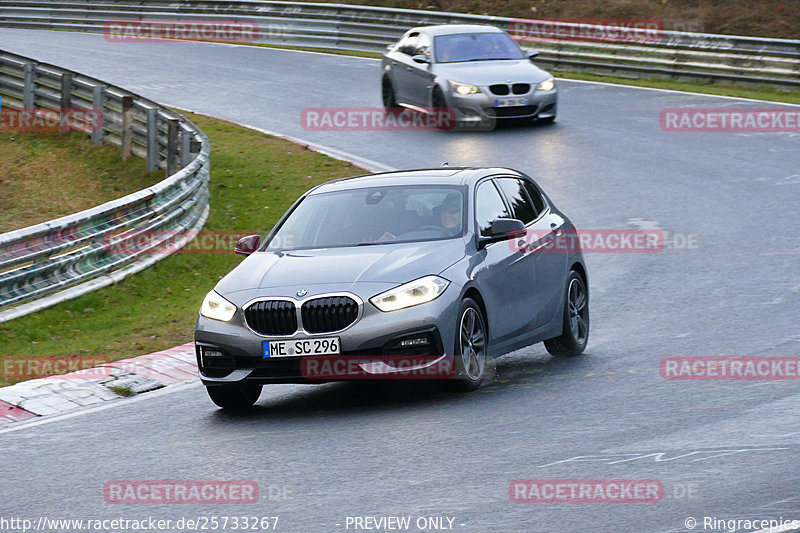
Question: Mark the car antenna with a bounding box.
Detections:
[441,162,449,167]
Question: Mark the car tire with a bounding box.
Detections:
[441,298,488,392]
[382,76,398,110]
[430,87,454,128]
[206,383,262,410]
[432,86,447,109]
[544,270,589,356]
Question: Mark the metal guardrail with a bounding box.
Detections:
[0,0,798,88]
[0,49,210,322]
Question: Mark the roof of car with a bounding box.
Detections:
[408,24,505,37]
[310,167,524,193]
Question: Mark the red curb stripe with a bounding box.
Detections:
[0,400,38,425]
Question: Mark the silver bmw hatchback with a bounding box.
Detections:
[382,25,558,129]
[195,167,588,409]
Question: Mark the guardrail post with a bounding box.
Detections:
[23,63,35,109]
[146,108,158,171]
[91,85,104,146]
[120,95,133,160]
[180,127,192,166]
[59,73,73,134]
[166,118,179,176]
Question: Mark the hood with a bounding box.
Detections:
[215,239,466,295]
[434,60,550,86]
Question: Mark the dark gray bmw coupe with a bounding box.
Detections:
[195,167,588,409]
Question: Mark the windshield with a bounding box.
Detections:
[265,185,466,251]
[434,32,526,63]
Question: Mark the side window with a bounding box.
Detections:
[415,32,432,59]
[496,178,537,224]
[475,180,510,237]
[522,180,546,215]
[398,32,419,56]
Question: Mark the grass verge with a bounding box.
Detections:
[554,71,800,106]
[0,112,362,386]
[0,131,163,233]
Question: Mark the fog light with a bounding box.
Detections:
[202,348,224,358]
[400,337,430,347]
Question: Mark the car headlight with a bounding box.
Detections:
[537,78,555,91]
[200,290,237,322]
[370,276,450,312]
[448,80,480,95]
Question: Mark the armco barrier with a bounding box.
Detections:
[0,49,210,322]
[0,0,798,88]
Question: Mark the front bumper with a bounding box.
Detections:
[446,85,557,124]
[195,286,461,385]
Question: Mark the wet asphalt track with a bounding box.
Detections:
[1,28,799,533]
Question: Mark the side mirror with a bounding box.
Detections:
[479,219,526,249]
[412,54,430,64]
[386,44,394,52]
[525,49,540,60]
[234,234,260,256]
[490,218,526,237]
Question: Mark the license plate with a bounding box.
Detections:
[494,97,528,107]
[263,337,340,358]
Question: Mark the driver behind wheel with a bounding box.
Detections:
[438,192,462,234]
